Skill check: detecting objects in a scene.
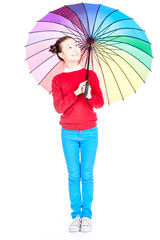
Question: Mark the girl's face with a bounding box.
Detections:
[58,38,81,63]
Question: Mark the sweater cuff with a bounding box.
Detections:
[87,95,104,109]
[87,97,94,105]
[73,92,78,98]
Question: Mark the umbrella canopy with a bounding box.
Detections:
[26,3,153,104]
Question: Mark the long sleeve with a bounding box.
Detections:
[52,76,77,114]
[51,69,103,130]
[87,71,104,109]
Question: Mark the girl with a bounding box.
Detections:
[49,36,104,232]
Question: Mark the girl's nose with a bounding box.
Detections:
[74,47,80,53]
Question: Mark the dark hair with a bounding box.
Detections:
[49,36,73,61]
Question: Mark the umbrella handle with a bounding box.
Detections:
[84,81,89,98]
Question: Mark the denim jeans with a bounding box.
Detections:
[61,126,98,219]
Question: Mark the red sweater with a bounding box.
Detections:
[52,68,104,130]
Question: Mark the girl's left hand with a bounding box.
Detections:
[86,85,92,100]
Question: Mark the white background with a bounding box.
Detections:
[0,0,160,239]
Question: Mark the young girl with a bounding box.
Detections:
[49,36,104,232]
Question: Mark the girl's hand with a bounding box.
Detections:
[74,81,86,96]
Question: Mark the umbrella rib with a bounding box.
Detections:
[91,50,94,70]
[82,2,90,36]
[98,37,152,58]
[26,21,86,47]
[105,37,152,57]
[94,42,118,59]
[29,24,83,36]
[95,41,146,84]
[93,9,118,37]
[79,44,89,64]
[80,50,88,69]
[25,38,55,48]
[64,25,87,45]
[98,35,151,45]
[39,60,61,88]
[28,30,76,35]
[97,28,145,41]
[49,10,88,37]
[98,34,152,51]
[91,45,110,104]
[94,43,125,101]
[79,43,96,70]
[95,18,133,38]
[37,21,87,39]
[95,43,137,92]
[97,26,144,39]
[68,25,87,43]
[26,34,86,61]
[91,4,101,36]
[80,43,88,52]
[26,33,79,48]
[29,54,55,74]
[26,28,84,57]
[78,42,88,62]
[25,46,50,60]
[26,34,83,50]
[95,40,152,72]
[89,49,94,71]
[64,5,89,37]
[84,52,89,69]
[79,43,110,104]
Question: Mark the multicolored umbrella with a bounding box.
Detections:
[26,3,153,104]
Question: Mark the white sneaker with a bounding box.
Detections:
[68,216,81,232]
[80,217,92,232]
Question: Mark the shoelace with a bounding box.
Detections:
[81,217,91,226]
[71,216,80,225]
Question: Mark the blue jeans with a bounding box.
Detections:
[61,126,98,219]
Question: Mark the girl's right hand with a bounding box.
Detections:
[74,81,87,96]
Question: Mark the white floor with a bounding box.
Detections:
[1,170,159,240]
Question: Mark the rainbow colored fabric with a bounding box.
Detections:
[26,3,152,104]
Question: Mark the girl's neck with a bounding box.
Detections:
[65,61,79,70]
[63,64,82,73]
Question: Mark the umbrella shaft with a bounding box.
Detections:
[84,44,92,98]
[86,44,92,81]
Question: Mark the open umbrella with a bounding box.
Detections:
[26,3,153,104]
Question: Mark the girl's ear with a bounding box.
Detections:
[58,52,64,60]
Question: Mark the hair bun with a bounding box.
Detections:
[49,44,57,53]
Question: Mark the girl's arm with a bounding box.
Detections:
[87,71,104,109]
[52,77,77,114]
